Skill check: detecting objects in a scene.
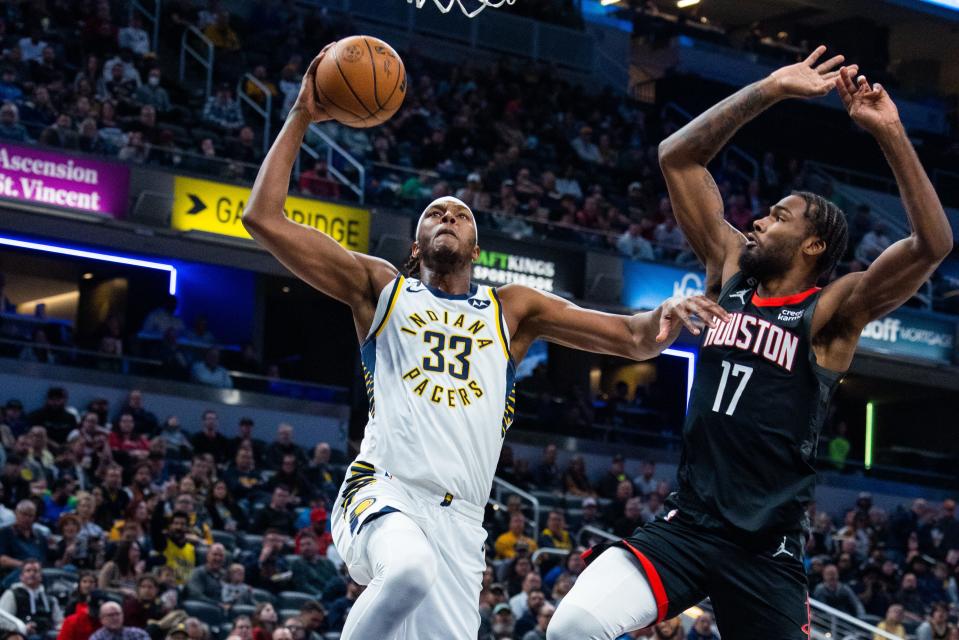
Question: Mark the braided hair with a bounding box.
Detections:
[404,252,421,278]
[795,191,848,278]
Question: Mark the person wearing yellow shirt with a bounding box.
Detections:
[495,513,538,560]
[538,510,573,552]
[875,604,906,640]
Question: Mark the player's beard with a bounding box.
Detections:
[738,237,799,282]
[419,239,472,275]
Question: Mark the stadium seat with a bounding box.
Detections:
[212,530,237,550]
[230,604,256,620]
[240,533,264,550]
[279,591,315,610]
[251,588,275,604]
[183,600,225,627]
[279,608,300,622]
[41,568,77,585]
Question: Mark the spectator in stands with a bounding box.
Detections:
[633,461,658,498]
[26,426,56,478]
[896,572,927,623]
[612,496,646,538]
[538,510,572,552]
[156,416,192,461]
[813,564,865,618]
[203,83,244,133]
[298,159,340,199]
[856,221,892,265]
[135,68,171,114]
[109,413,150,462]
[250,486,296,536]
[150,509,195,586]
[490,602,515,640]
[90,600,149,640]
[95,465,130,529]
[228,417,262,462]
[0,102,29,142]
[118,14,150,57]
[58,589,105,640]
[687,612,719,640]
[103,62,138,109]
[0,69,23,103]
[514,587,546,638]
[876,604,907,639]
[252,529,290,592]
[26,387,77,442]
[121,574,162,629]
[20,86,56,128]
[1,399,27,442]
[190,348,233,389]
[40,477,74,526]
[114,391,156,437]
[204,10,241,51]
[290,532,335,596]
[520,602,553,640]
[533,444,562,493]
[252,602,279,640]
[190,410,229,465]
[916,602,950,640]
[0,500,48,568]
[19,327,57,365]
[244,65,278,108]
[221,563,254,609]
[265,424,307,469]
[297,601,326,638]
[142,295,184,336]
[223,446,264,505]
[495,513,537,560]
[206,480,245,532]
[596,454,630,499]
[184,542,226,605]
[0,558,62,636]
[295,507,332,558]
[98,540,144,597]
[562,455,595,498]
[96,100,126,154]
[17,30,47,63]
[616,223,655,260]
[185,316,215,345]
[571,126,601,164]
[267,454,314,506]
[305,442,338,500]
[74,491,105,554]
[652,617,683,640]
[118,130,150,164]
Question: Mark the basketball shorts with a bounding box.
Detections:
[586,509,810,640]
[330,459,488,638]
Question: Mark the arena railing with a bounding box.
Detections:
[237,73,274,155]
[579,525,617,542]
[662,101,758,182]
[179,24,214,99]
[809,599,903,640]
[298,124,367,204]
[492,476,541,535]
[531,547,570,565]
[130,0,162,57]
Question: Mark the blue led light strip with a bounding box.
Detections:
[0,235,177,294]
[662,347,696,409]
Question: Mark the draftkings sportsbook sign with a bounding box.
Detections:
[171,175,370,253]
[471,236,583,297]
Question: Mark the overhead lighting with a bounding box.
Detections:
[600,0,621,5]
[0,235,177,295]
[677,0,701,8]
[82,272,93,280]
[282,286,291,293]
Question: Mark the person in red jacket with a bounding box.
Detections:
[56,593,104,640]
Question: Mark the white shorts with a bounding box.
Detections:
[330,459,488,638]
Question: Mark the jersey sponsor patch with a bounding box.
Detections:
[778,308,805,323]
[468,297,491,309]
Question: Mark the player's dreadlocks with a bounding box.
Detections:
[795,191,848,279]
[404,252,421,278]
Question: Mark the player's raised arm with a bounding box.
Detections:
[242,49,398,336]
[658,46,853,291]
[816,69,953,346]
[499,285,729,363]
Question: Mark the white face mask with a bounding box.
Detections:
[148,76,160,87]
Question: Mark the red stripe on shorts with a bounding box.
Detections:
[622,540,669,624]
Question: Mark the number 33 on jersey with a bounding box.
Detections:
[356,276,516,506]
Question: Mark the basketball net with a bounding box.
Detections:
[407,0,517,19]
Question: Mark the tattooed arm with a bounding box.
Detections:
[658,46,853,293]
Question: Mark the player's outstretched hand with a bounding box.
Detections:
[292,44,334,124]
[836,66,901,135]
[769,45,857,99]
[656,295,730,343]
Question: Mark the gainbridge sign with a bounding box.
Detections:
[171,176,370,253]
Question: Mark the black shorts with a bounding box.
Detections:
[585,511,810,639]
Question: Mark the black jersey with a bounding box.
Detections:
[674,271,843,535]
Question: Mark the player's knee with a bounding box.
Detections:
[382,542,436,602]
[547,604,608,640]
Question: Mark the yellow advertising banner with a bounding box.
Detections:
[171,176,370,253]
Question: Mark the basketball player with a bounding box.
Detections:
[548,49,953,639]
[241,51,728,639]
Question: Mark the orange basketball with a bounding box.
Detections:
[314,36,407,129]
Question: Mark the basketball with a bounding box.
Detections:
[314,35,407,129]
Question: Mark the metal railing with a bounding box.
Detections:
[491,476,541,532]
[531,547,570,565]
[298,124,367,204]
[179,24,214,98]
[237,73,273,155]
[580,525,617,542]
[809,599,902,640]
[130,0,162,56]
[662,102,758,181]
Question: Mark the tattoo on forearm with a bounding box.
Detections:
[668,83,774,166]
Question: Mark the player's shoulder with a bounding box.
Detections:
[494,283,560,311]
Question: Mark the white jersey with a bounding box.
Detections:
[356,275,515,506]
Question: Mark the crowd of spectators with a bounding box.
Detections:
[0,379,957,639]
